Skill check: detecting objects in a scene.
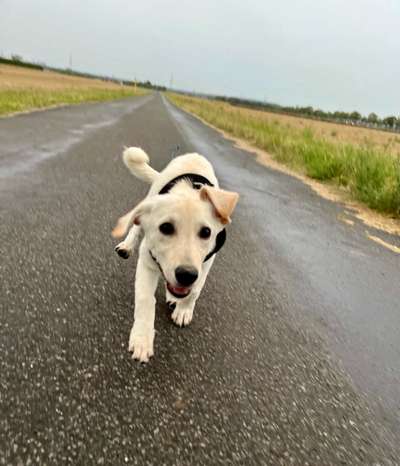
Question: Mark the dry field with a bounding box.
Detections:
[0,64,146,116]
[233,105,400,158]
[0,64,128,91]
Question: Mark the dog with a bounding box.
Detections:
[112,147,239,362]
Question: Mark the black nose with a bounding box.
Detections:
[175,266,198,286]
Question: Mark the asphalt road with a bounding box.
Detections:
[1,93,399,465]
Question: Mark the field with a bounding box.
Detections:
[0,64,147,116]
[236,107,400,158]
[168,93,400,218]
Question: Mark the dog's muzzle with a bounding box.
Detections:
[150,250,193,299]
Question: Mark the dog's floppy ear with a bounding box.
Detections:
[200,186,239,224]
[111,197,154,238]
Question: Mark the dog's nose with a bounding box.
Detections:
[175,266,198,286]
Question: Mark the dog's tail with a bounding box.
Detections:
[122,147,159,184]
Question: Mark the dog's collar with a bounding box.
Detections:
[204,229,226,262]
[158,173,214,195]
[158,173,226,263]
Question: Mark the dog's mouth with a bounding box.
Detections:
[150,250,192,299]
[167,282,191,299]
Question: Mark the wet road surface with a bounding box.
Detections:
[1,93,399,465]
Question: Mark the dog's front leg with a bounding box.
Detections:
[129,247,159,362]
[115,224,141,259]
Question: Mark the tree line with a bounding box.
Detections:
[214,95,400,132]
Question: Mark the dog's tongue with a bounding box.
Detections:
[168,283,190,296]
[171,285,189,294]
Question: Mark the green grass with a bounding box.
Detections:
[167,93,400,218]
[0,87,147,116]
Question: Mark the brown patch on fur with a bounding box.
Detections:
[112,210,135,238]
[201,186,239,224]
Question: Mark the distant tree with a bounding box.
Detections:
[350,111,361,121]
[11,54,22,62]
[333,111,344,120]
[367,112,379,124]
[301,106,314,116]
[383,116,397,128]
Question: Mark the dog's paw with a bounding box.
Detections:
[171,306,193,327]
[128,326,154,363]
[115,241,131,259]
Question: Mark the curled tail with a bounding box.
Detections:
[122,147,159,184]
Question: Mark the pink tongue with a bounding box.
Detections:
[167,282,190,296]
[173,286,188,293]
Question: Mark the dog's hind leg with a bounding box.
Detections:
[115,224,141,259]
[170,257,215,327]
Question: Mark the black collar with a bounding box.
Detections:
[157,173,226,263]
[158,173,214,195]
[204,228,226,262]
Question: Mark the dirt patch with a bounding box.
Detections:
[337,214,355,226]
[366,234,400,254]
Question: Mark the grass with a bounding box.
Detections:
[0,87,146,116]
[0,64,148,116]
[167,93,400,217]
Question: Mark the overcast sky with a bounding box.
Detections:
[1,0,399,116]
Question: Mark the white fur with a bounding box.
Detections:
[123,147,159,184]
[115,147,237,363]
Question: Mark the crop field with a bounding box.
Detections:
[0,64,147,116]
[239,107,400,158]
[168,93,400,218]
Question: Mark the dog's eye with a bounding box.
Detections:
[199,226,211,239]
[159,222,175,235]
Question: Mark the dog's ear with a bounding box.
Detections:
[200,186,239,224]
[111,197,154,238]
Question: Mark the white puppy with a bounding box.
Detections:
[112,147,239,363]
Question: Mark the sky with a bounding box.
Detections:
[1,0,399,117]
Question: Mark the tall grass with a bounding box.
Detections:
[0,87,147,116]
[168,94,400,217]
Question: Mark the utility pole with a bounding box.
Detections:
[69,53,72,69]
[169,73,174,90]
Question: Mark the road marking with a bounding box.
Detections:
[366,233,400,254]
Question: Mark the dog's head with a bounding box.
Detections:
[112,181,239,298]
